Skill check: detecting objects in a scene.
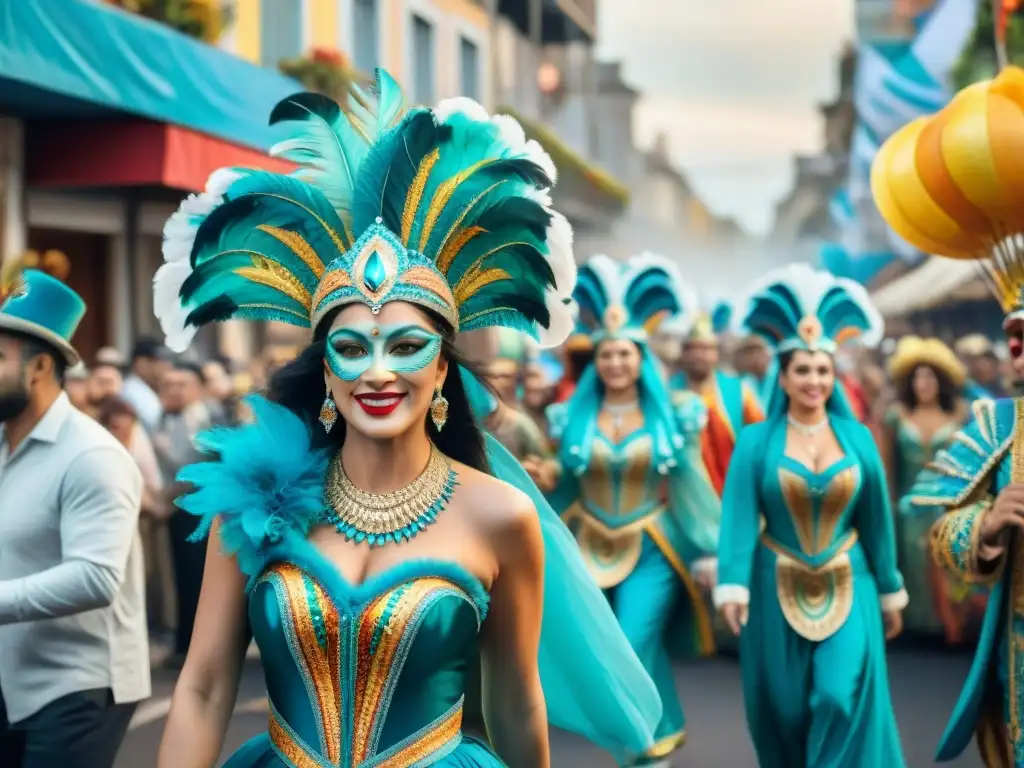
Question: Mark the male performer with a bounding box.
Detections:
[0,267,149,768]
[669,313,764,496]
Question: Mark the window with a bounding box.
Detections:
[261,0,304,68]
[459,36,480,101]
[352,0,379,73]
[411,15,435,105]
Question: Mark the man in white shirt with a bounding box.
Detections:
[0,269,149,768]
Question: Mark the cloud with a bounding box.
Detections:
[597,0,854,236]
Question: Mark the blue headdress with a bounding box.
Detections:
[710,299,733,336]
[154,71,576,350]
[572,253,697,344]
[732,263,883,416]
[561,253,695,475]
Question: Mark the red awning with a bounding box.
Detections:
[26,119,293,192]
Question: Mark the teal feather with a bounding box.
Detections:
[350,109,447,237]
[269,93,369,238]
[347,69,408,143]
[177,395,330,580]
[176,172,347,332]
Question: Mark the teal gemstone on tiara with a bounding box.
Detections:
[363,250,388,292]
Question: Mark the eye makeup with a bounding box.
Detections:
[326,323,442,381]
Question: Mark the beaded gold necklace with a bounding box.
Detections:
[322,443,458,547]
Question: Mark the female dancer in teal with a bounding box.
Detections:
[715,263,907,768]
[880,336,978,643]
[532,253,720,767]
[151,71,662,767]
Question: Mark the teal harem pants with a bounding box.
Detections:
[604,535,684,764]
[739,544,906,767]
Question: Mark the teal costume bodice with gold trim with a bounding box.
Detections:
[247,557,488,766]
[547,390,719,593]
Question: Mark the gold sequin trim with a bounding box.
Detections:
[576,520,643,589]
[311,269,353,312]
[256,224,326,278]
[269,711,323,768]
[376,704,463,767]
[766,537,856,642]
[402,149,440,245]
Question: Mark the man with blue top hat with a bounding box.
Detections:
[0,263,150,768]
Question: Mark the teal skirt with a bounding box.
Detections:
[738,543,906,768]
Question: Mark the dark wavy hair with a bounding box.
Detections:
[265,307,490,473]
[898,363,957,413]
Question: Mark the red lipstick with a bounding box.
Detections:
[354,392,407,417]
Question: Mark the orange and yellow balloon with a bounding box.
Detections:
[871,66,1024,262]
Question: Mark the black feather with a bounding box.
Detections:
[187,296,239,327]
[269,92,344,128]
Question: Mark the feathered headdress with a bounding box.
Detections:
[154,70,576,350]
[574,253,696,342]
[710,300,733,336]
[870,66,1024,323]
[733,263,884,355]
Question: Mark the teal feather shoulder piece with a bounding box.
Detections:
[573,252,697,342]
[732,263,883,355]
[154,69,576,350]
[176,395,329,580]
[671,390,708,436]
[909,398,1017,509]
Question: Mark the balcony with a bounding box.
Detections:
[496,0,596,44]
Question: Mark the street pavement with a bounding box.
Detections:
[117,645,986,767]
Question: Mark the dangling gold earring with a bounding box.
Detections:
[430,386,449,431]
[319,386,338,433]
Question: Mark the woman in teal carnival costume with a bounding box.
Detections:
[532,253,720,767]
[715,263,908,768]
[151,71,662,767]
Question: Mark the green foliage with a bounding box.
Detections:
[952,4,1024,90]
[104,0,233,43]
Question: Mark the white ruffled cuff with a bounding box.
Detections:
[691,557,717,578]
[712,584,749,609]
[879,588,909,612]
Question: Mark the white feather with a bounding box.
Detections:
[155,167,245,351]
[545,211,576,295]
[538,291,575,348]
[523,139,558,184]
[731,262,885,347]
[491,113,527,150]
[433,97,489,124]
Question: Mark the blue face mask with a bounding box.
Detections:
[325,322,442,382]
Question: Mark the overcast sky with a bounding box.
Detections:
[597,0,855,237]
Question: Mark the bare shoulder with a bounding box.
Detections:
[452,461,537,539]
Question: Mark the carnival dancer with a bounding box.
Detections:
[872,64,1024,766]
[532,253,721,767]
[880,337,979,643]
[153,71,662,767]
[0,266,150,768]
[667,311,764,496]
[715,263,907,768]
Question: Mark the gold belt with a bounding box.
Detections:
[762,533,857,642]
[270,700,464,767]
[569,505,666,589]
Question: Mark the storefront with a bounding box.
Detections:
[0,1,302,365]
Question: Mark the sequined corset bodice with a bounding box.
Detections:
[760,456,863,567]
[893,417,958,498]
[578,432,664,530]
[249,558,488,767]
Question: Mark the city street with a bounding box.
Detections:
[117,646,986,767]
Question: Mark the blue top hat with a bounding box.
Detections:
[0,269,85,366]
